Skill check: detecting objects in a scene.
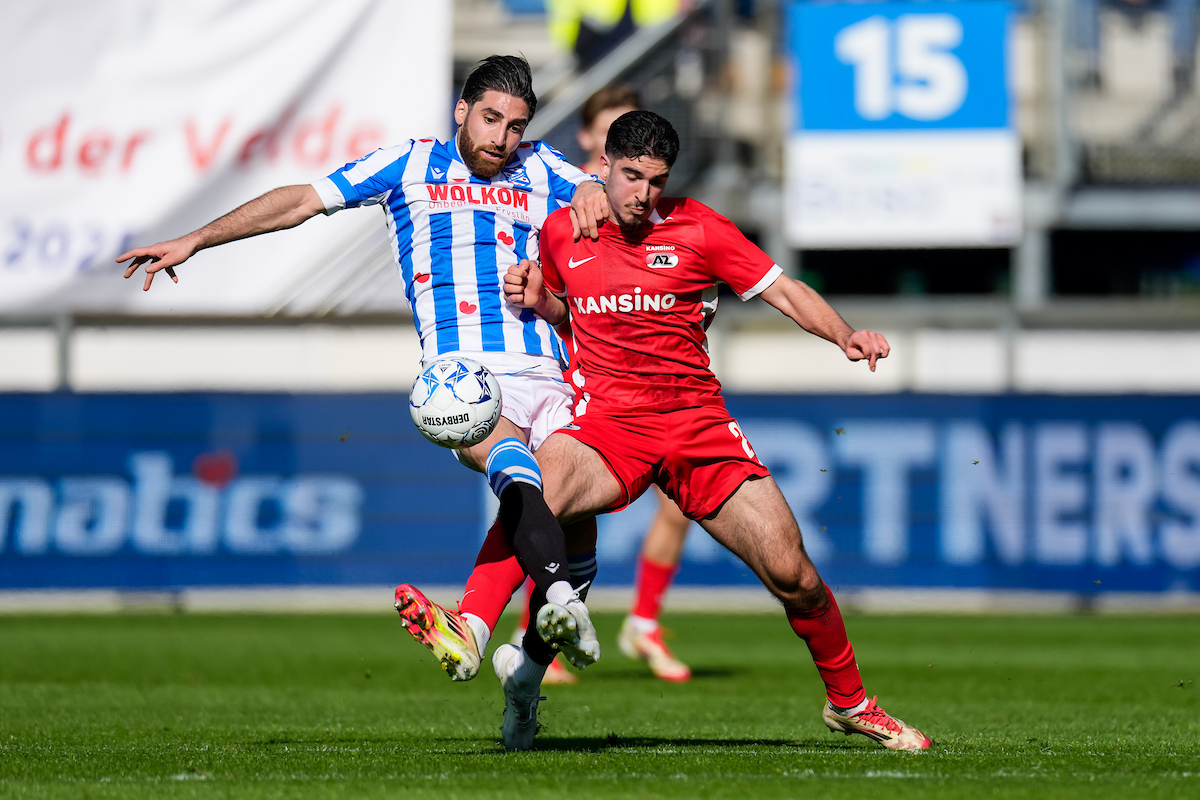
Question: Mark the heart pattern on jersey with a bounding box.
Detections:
[459,301,478,314]
[497,231,514,245]
[414,272,431,283]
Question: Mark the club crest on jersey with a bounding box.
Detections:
[502,164,532,188]
[647,253,678,269]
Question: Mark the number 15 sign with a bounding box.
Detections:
[785,1,1021,248]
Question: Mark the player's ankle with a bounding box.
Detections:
[545,580,575,607]
[830,697,869,716]
[462,612,490,652]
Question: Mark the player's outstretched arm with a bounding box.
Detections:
[569,180,610,242]
[504,259,568,325]
[758,274,890,371]
[116,184,326,291]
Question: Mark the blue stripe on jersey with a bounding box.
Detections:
[329,171,355,205]
[426,145,452,183]
[385,151,421,340]
[545,168,577,215]
[519,308,543,356]
[549,326,564,366]
[512,222,530,260]
[509,221,542,356]
[428,212,459,353]
[473,211,505,351]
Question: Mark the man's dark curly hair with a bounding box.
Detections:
[460,55,537,120]
[604,110,679,167]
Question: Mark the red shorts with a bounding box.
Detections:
[558,402,770,520]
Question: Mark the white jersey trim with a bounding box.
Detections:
[312,177,345,215]
[739,264,783,301]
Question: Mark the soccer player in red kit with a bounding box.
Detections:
[502,110,931,751]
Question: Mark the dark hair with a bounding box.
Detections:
[604,110,679,167]
[580,85,641,129]
[460,55,537,121]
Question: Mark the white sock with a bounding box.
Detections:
[514,649,549,685]
[837,697,870,716]
[545,580,575,607]
[627,614,658,635]
[462,612,491,652]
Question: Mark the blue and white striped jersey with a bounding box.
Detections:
[312,137,593,369]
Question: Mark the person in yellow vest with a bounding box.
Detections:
[547,0,689,69]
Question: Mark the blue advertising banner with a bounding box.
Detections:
[784,0,1021,247]
[2,393,1199,594]
[791,0,1012,131]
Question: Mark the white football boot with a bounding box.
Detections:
[535,592,601,669]
[493,644,545,751]
[617,616,692,683]
[822,696,932,751]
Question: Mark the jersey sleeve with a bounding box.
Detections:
[538,214,568,297]
[533,141,599,207]
[311,141,416,215]
[701,208,783,300]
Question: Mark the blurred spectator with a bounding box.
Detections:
[1075,0,1198,92]
[577,85,641,173]
[547,0,690,69]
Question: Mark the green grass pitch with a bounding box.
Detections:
[1,611,1197,799]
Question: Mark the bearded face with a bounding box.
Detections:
[453,91,529,180]
[457,123,509,179]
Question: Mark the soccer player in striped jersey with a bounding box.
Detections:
[118,56,606,694]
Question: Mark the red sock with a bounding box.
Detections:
[786,584,866,710]
[631,555,677,621]
[459,519,526,631]
[518,578,533,630]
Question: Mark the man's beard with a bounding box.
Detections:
[615,206,651,231]
[458,127,508,179]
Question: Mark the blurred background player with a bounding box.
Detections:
[508,85,692,685]
[117,55,608,687]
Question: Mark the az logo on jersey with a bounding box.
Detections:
[502,164,532,188]
[647,253,678,269]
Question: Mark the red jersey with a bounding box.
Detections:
[539,197,781,412]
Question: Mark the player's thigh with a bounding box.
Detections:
[535,432,622,524]
[457,416,529,473]
[700,476,821,591]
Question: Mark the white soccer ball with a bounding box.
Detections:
[409,358,502,449]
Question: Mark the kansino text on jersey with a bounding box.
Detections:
[572,292,677,314]
[425,184,530,210]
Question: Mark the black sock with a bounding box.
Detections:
[521,584,559,666]
[499,482,570,597]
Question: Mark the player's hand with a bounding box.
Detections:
[116,236,196,292]
[569,181,609,242]
[504,259,544,308]
[843,329,890,372]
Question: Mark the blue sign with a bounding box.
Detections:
[2,393,1199,594]
[789,1,1012,131]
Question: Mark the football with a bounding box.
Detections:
[409,358,502,449]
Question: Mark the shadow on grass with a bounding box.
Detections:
[463,734,867,753]
[585,666,743,682]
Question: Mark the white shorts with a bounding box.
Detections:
[432,350,574,451]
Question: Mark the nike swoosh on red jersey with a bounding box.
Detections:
[568,256,596,269]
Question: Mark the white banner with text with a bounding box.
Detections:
[0,0,450,314]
